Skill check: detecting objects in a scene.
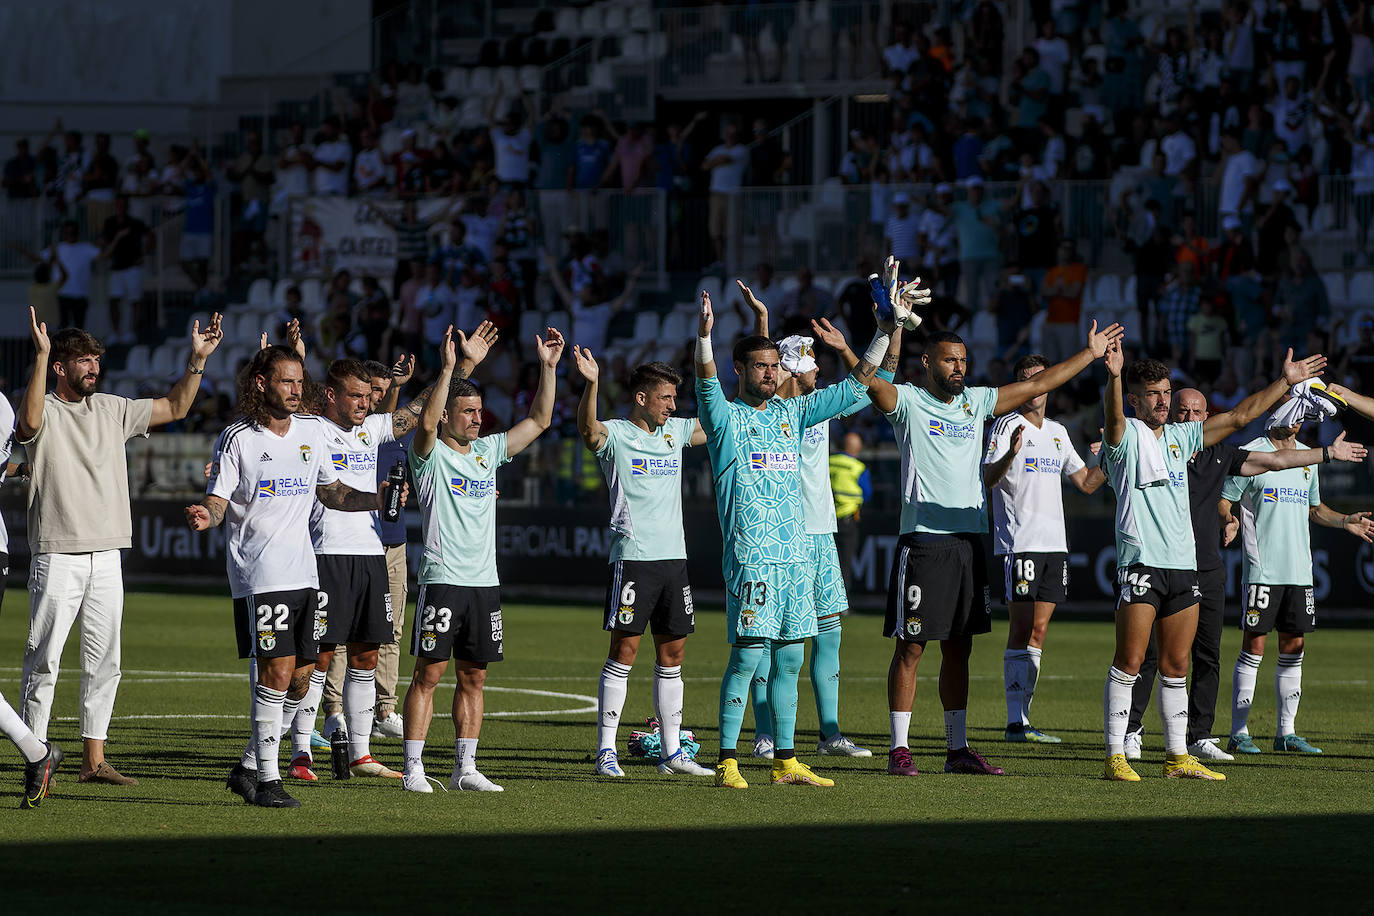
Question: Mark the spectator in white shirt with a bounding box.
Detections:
[1033,19,1071,96]
[1160,115,1197,177]
[884,191,923,262]
[52,219,104,328]
[1269,76,1312,155]
[702,122,750,267]
[311,118,352,196]
[883,22,920,75]
[1216,127,1259,225]
[919,184,960,297]
[352,129,389,196]
[274,122,313,212]
[489,85,535,189]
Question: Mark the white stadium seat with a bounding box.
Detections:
[1350,271,1374,306]
[247,278,271,306]
[632,310,661,340]
[1323,272,1348,306]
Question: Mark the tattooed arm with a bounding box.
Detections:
[392,320,497,439]
[316,479,394,512]
[185,494,228,530]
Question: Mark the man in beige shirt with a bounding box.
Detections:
[17,307,222,785]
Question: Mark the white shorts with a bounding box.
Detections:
[179,233,212,261]
[110,266,143,300]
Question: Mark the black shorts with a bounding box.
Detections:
[603,559,695,636]
[884,533,991,642]
[1000,552,1069,604]
[411,583,504,663]
[1116,564,1200,618]
[233,588,321,661]
[1241,583,1315,634]
[316,554,395,647]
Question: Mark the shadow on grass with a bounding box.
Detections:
[0,816,1367,912]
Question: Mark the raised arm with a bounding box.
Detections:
[1103,340,1127,447]
[149,313,223,427]
[1239,432,1366,475]
[572,345,608,452]
[1202,349,1327,446]
[412,325,456,460]
[695,289,716,380]
[391,320,496,439]
[994,319,1123,416]
[609,264,644,311]
[540,250,576,309]
[737,279,769,337]
[866,323,904,413]
[381,353,413,414]
[18,307,50,440]
[1326,382,1374,420]
[507,327,564,457]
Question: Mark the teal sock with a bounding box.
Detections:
[768,640,805,751]
[751,639,772,738]
[811,619,842,740]
[719,641,765,760]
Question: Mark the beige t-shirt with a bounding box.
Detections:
[21,391,154,554]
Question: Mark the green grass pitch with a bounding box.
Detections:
[0,590,1371,912]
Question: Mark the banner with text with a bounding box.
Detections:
[287,197,450,277]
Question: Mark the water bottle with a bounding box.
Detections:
[382,460,405,524]
[331,728,351,779]
[868,273,894,322]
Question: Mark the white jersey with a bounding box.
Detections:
[209,414,338,598]
[309,413,394,556]
[0,395,13,553]
[984,413,1085,555]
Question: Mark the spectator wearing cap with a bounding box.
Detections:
[1040,238,1088,364]
[884,191,922,263]
[919,183,959,298]
[1256,178,1300,272]
[953,176,1002,311]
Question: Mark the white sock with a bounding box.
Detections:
[1276,652,1303,736]
[653,664,684,758]
[1003,649,1024,727]
[1103,666,1137,755]
[404,738,425,777]
[1025,646,1043,722]
[279,695,300,740]
[943,709,967,751]
[253,684,287,782]
[454,737,477,776]
[1231,652,1262,736]
[597,659,631,751]
[1158,674,1188,755]
[242,661,258,769]
[889,710,912,750]
[0,692,47,763]
[292,669,327,758]
[344,667,377,761]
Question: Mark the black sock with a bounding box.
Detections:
[775,748,796,760]
[718,750,737,762]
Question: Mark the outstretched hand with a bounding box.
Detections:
[1087,319,1126,359]
[698,289,714,338]
[285,317,306,359]
[391,352,416,384]
[811,318,847,352]
[29,306,49,355]
[572,345,599,382]
[1344,510,1374,543]
[458,319,498,366]
[1283,348,1327,385]
[439,325,456,372]
[1104,340,1124,377]
[190,312,224,362]
[736,279,766,320]
[536,327,565,368]
[184,503,212,532]
[1329,431,1368,463]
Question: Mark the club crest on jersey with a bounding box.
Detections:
[618,605,635,625]
[663,432,675,446]
[740,609,756,629]
[300,444,312,464]
[358,430,371,446]
[474,454,489,470]
[1302,467,1312,481]
[780,421,792,438]
[1016,579,1030,597]
[1168,443,1181,461]
[421,631,437,652]
[1053,437,1062,452]
[905,616,922,636]
[258,629,277,651]
[961,400,973,417]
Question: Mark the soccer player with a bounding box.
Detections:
[1221,401,1374,755]
[187,344,395,808]
[983,354,1105,745]
[571,348,714,778]
[0,389,63,809]
[1098,346,1327,782]
[1126,388,1365,762]
[401,324,565,793]
[742,282,890,759]
[19,307,222,786]
[698,288,896,790]
[873,320,1122,778]
[288,326,496,782]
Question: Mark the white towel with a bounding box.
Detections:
[1128,417,1170,489]
[1267,380,1340,430]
